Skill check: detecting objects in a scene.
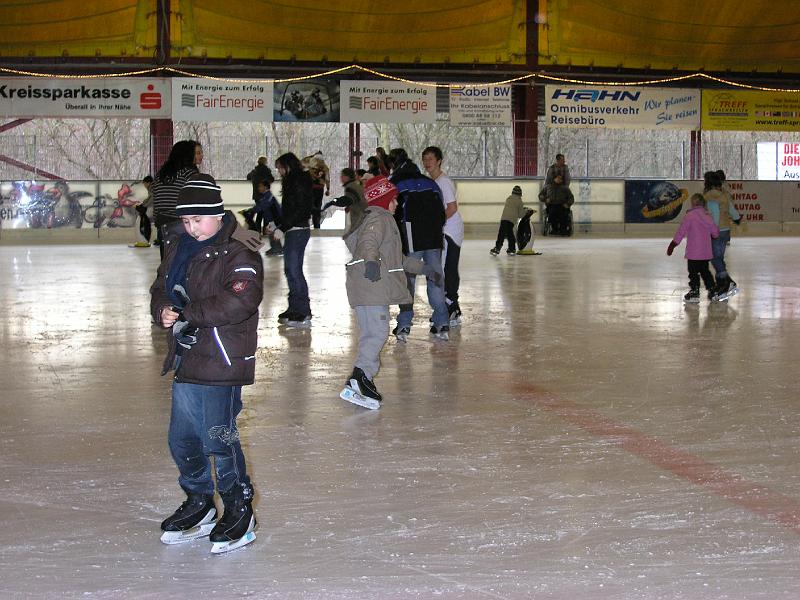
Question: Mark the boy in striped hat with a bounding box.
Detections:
[150,173,265,554]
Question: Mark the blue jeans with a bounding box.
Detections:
[398,249,449,328]
[168,382,250,496]
[283,228,311,316]
[711,229,731,278]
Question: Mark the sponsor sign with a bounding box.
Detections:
[702,90,800,131]
[625,179,784,224]
[449,84,511,127]
[0,78,170,118]
[782,182,800,221]
[340,80,436,124]
[545,85,700,130]
[172,78,272,122]
[273,80,340,122]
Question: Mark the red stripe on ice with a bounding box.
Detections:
[515,382,800,535]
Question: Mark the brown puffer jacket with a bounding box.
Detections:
[343,206,425,308]
[150,212,264,386]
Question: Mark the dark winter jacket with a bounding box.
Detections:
[278,170,313,232]
[538,183,574,206]
[247,163,273,201]
[389,160,445,253]
[150,212,265,386]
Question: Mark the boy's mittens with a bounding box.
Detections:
[666,240,677,256]
[364,260,381,282]
[173,320,198,350]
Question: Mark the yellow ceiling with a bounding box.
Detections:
[539,0,800,73]
[174,0,527,64]
[1,0,798,74]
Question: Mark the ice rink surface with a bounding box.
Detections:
[1,236,799,599]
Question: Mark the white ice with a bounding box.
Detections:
[1,236,799,599]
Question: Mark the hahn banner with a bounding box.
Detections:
[340,80,436,123]
[449,84,511,127]
[172,78,273,122]
[546,85,700,130]
[0,77,170,118]
[702,90,800,131]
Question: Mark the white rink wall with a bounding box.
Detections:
[1,178,799,243]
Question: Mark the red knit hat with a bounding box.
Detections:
[364,176,398,210]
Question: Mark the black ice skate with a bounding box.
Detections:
[683,288,700,304]
[448,305,462,327]
[490,247,500,256]
[277,309,291,324]
[430,324,450,341]
[160,492,217,545]
[716,277,740,302]
[340,367,382,410]
[209,483,257,555]
[392,325,410,343]
[285,313,312,328]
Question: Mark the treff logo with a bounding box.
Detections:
[140,84,162,110]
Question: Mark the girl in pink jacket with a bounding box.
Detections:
[667,194,720,303]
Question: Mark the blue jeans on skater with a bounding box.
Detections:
[711,229,731,278]
[168,382,250,497]
[397,248,449,329]
[283,228,311,316]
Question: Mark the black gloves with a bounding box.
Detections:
[364,261,381,282]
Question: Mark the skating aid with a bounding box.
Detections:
[340,386,381,410]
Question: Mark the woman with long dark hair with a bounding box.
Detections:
[274,152,313,327]
[151,140,200,257]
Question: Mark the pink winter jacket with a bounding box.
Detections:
[672,206,719,260]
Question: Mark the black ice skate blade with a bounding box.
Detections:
[340,387,381,410]
[210,530,256,555]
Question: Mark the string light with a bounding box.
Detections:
[1,64,799,92]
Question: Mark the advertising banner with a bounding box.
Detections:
[782,182,800,221]
[0,78,170,118]
[340,80,436,124]
[545,85,700,130]
[702,90,800,131]
[625,179,784,224]
[449,84,511,127]
[0,180,147,230]
[172,78,273,122]
[273,80,340,123]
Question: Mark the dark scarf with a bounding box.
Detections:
[165,229,220,307]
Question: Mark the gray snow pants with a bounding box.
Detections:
[354,305,390,380]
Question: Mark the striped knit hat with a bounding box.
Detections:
[176,174,224,217]
[364,175,398,210]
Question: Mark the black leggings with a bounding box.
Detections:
[688,259,715,291]
[495,220,516,252]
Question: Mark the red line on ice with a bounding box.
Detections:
[514,382,800,535]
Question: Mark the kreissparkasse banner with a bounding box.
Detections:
[0,77,171,118]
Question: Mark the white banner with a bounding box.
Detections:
[340,80,436,123]
[0,77,170,118]
[171,78,272,122]
[449,84,511,127]
[545,85,700,130]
